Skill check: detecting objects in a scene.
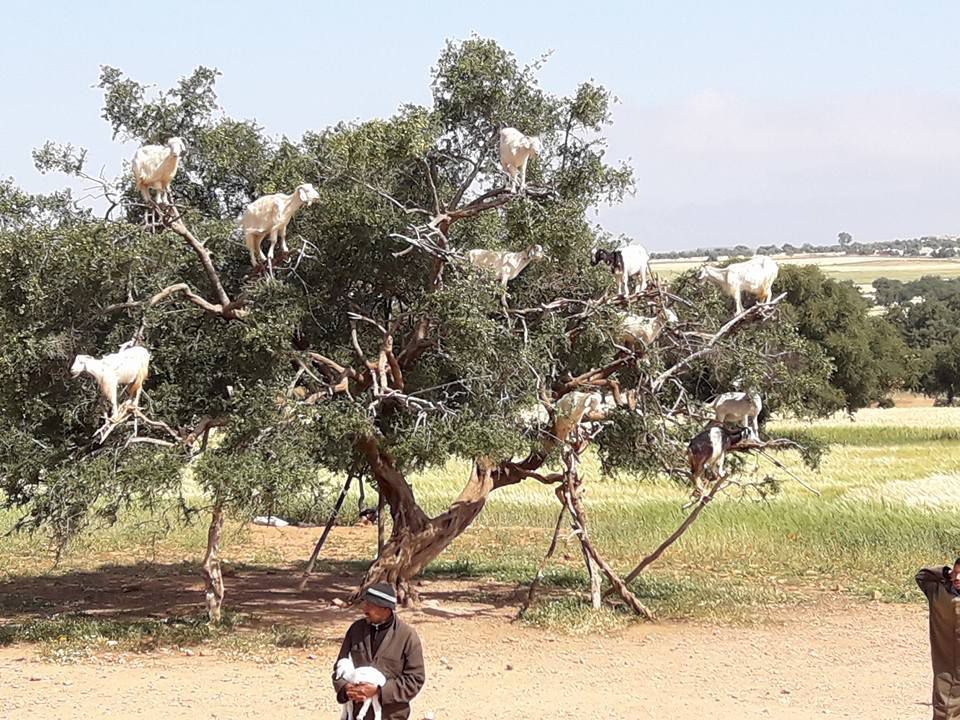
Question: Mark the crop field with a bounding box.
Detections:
[651,254,960,284]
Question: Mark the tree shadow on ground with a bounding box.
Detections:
[0,558,532,629]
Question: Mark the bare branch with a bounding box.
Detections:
[604,470,728,599]
[344,174,432,218]
[164,216,236,311]
[651,293,786,392]
[421,157,442,215]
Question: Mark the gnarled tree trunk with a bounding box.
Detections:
[351,424,561,604]
[356,447,495,605]
[201,501,225,623]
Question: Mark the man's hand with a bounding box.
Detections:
[345,683,379,702]
[355,683,379,700]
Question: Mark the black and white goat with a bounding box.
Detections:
[590,244,650,296]
[687,425,751,497]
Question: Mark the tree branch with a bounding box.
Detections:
[651,293,786,392]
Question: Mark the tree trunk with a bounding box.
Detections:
[565,451,601,609]
[562,447,654,619]
[356,452,495,605]
[201,502,225,624]
[351,435,555,604]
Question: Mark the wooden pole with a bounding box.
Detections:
[376,487,386,558]
[297,470,354,590]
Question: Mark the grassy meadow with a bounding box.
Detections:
[2,402,959,641]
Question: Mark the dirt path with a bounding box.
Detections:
[0,601,933,719]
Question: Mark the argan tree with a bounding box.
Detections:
[0,38,833,621]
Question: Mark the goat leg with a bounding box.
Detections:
[267,230,279,262]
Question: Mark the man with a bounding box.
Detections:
[917,559,960,719]
[332,582,425,720]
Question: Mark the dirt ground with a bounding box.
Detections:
[0,526,939,719]
[0,592,935,719]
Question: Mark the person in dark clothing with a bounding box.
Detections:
[916,559,960,719]
[332,583,425,720]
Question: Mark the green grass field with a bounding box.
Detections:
[413,407,960,616]
[3,404,958,638]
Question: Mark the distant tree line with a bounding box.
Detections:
[651,233,959,260]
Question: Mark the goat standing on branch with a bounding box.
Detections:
[619,307,678,349]
[552,390,616,443]
[132,137,186,223]
[70,343,151,421]
[698,255,779,315]
[591,244,650,296]
[499,127,542,191]
[709,390,762,438]
[466,244,545,287]
[242,183,321,267]
[687,425,752,497]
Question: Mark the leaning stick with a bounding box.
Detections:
[298,468,356,590]
[756,448,821,497]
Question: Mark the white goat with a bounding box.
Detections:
[466,244,545,286]
[241,183,321,266]
[335,655,387,720]
[553,390,616,441]
[619,307,678,348]
[499,128,542,191]
[697,256,779,314]
[709,390,762,437]
[591,245,650,296]
[132,137,186,211]
[70,344,151,421]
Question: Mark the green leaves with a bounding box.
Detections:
[98,65,220,143]
[0,38,852,550]
[778,266,911,411]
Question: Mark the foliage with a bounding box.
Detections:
[0,177,90,230]
[879,277,960,402]
[0,38,837,579]
[776,265,910,411]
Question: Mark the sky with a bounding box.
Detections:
[2,1,959,251]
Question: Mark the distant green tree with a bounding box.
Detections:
[882,276,960,402]
[919,336,960,403]
[778,266,910,411]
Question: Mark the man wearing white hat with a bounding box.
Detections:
[332,582,425,720]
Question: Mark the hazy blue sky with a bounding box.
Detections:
[3,1,958,250]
